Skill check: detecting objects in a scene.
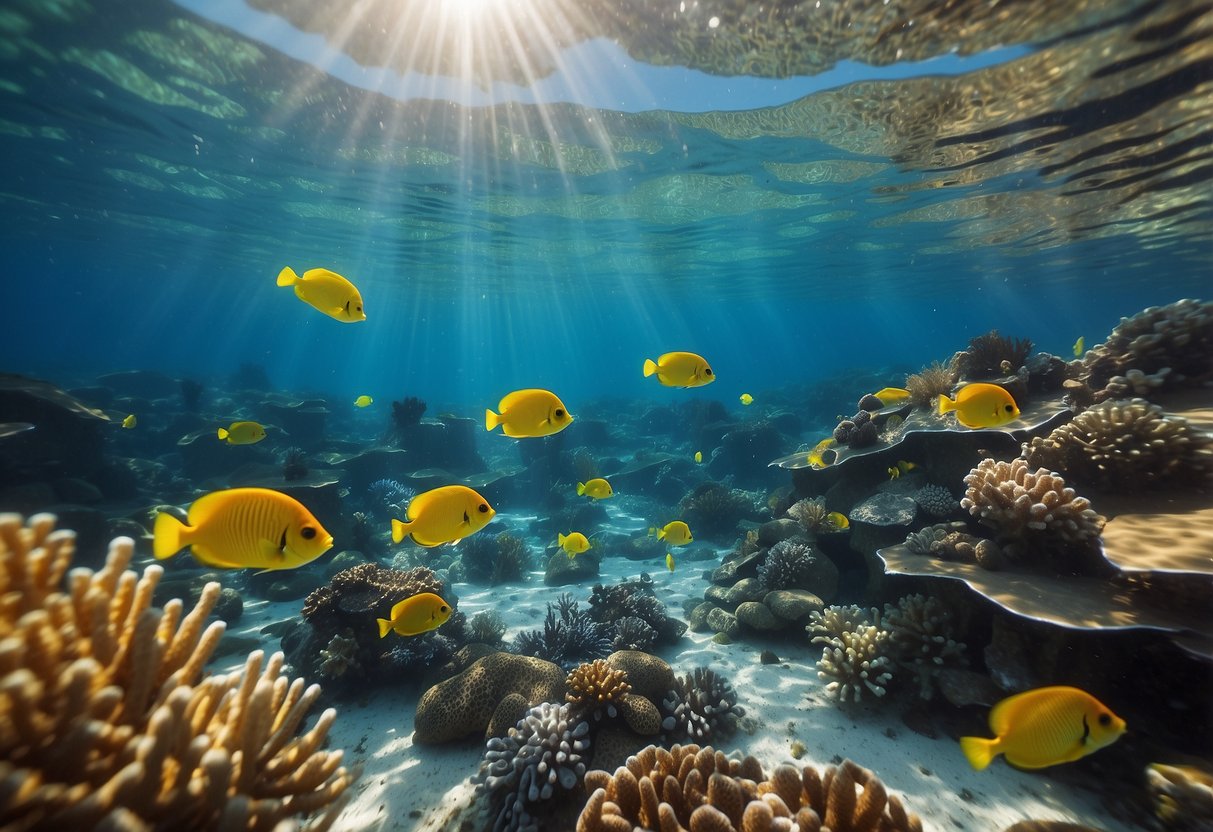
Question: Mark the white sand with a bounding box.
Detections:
[223,509,1134,832]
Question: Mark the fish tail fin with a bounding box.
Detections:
[959,736,997,771]
[217,428,229,440]
[643,359,657,378]
[558,532,568,546]
[152,512,186,560]
[276,266,299,287]
[938,395,956,415]
[485,409,500,432]
[377,618,392,639]
[390,518,409,544]
[576,482,586,496]
[656,528,666,541]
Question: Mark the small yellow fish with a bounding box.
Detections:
[558,531,591,558]
[218,421,267,445]
[961,686,1126,771]
[806,437,836,469]
[577,478,614,500]
[694,451,703,464]
[354,395,374,408]
[153,487,333,571]
[887,460,917,479]
[873,387,912,406]
[376,592,451,638]
[277,266,366,323]
[642,352,715,388]
[666,552,675,572]
[825,512,849,531]
[486,389,573,438]
[650,521,693,547]
[121,414,137,429]
[391,484,495,548]
[1073,336,1084,358]
[739,393,754,406]
[938,383,1021,429]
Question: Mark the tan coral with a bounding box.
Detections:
[576,744,921,832]
[566,659,632,719]
[0,513,355,831]
[1084,298,1213,397]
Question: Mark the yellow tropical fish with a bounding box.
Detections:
[153,487,333,571]
[694,451,703,464]
[558,531,591,558]
[1073,336,1084,358]
[642,352,715,388]
[825,512,849,531]
[960,686,1126,771]
[666,552,675,572]
[650,521,692,547]
[391,485,495,548]
[938,383,1021,429]
[873,387,912,406]
[576,478,613,500]
[354,395,374,407]
[806,437,836,469]
[888,460,917,479]
[376,592,451,638]
[739,393,754,406]
[485,389,573,438]
[218,421,266,445]
[121,414,137,429]
[277,266,366,323]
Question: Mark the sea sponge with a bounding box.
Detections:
[566,659,632,722]
[912,484,960,518]
[883,594,966,699]
[413,652,566,744]
[660,668,746,743]
[1084,298,1213,395]
[0,513,354,830]
[1023,398,1213,490]
[478,702,590,832]
[577,744,922,832]
[905,360,957,408]
[961,457,1106,571]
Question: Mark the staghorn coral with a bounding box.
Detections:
[912,484,960,518]
[905,360,956,408]
[1084,299,1213,395]
[757,538,824,591]
[513,594,614,671]
[883,594,967,700]
[1023,398,1213,490]
[0,513,354,830]
[660,668,745,744]
[566,659,632,722]
[577,744,922,832]
[478,701,590,832]
[961,457,1106,572]
[955,329,1033,379]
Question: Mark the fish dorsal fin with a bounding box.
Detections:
[406,487,447,520]
[186,488,243,526]
[498,389,540,413]
[304,268,343,283]
[988,688,1033,735]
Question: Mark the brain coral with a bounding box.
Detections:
[1023,398,1213,490]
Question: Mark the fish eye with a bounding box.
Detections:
[704,368,713,376]
[1004,404,1014,412]
[300,526,316,540]
[555,408,565,418]
[440,605,450,613]
[478,503,489,513]
[1098,713,1112,727]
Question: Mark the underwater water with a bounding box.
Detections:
[1,0,1211,830]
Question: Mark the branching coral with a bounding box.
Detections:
[366,478,414,520]
[460,533,534,586]
[905,360,956,408]
[961,458,1106,572]
[1023,398,1213,490]
[611,616,657,653]
[786,497,828,532]
[660,668,745,743]
[588,579,686,646]
[577,744,922,832]
[883,594,966,700]
[513,594,613,671]
[1083,298,1213,395]
[478,701,590,832]
[566,659,632,722]
[757,538,825,591]
[955,329,1033,378]
[469,610,508,645]
[807,606,895,702]
[0,513,355,830]
[390,395,427,428]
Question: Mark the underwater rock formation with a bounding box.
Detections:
[0,513,354,829]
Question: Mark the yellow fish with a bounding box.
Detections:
[938,383,1021,429]
[694,451,703,464]
[650,521,693,547]
[825,511,849,531]
[277,266,366,323]
[391,484,495,548]
[806,437,836,469]
[376,592,451,638]
[153,487,333,571]
[218,421,267,445]
[887,460,917,480]
[642,352,715,388]
[558,531,591,558]
[1073,336,1084,358]
[354,395,374,407]
[739,393,754,406]
[576,478,613,500]
[873,387,912,406]
[961,686,1125,771]
[666,552,675,572]
[121,414,137,429]
[485,389,573,438]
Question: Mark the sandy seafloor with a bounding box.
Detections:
[214,499,1135,832]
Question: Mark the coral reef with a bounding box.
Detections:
[587,577,687,647]
[785,497,829,532]
[461,532,533,585]
[513,594,614,670]
[414,652,566,744]
[1083,299,1213,396]
[660,668,745,743]
[757,538,827,592]
[566,659,632,722]
[1023,398,1213,490]
[0,513,354,830]
[366,478,414,520]
[883,594,967,699]
[1147,762,1213,832]
[478,702,590,832]
[612,616,658,653]
[905,360,956,408]
[317,632,361,679]
[302,563,445,627]
[955,329,1033,378]
[678,482,761,543]
[577,744,922,832]
[282,446,310,481]
[391,395,427,428]
[961,457,1106,572]
[469,610,508,646]
[811,614,893,703]
[912,484,959,518]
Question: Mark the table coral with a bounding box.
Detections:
[576,744,921,832]
[0,513,354,830]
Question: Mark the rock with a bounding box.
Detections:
[704,585,731,606]
[760,650,780,665]
[687,602,716,633]
[710,548,763,585]
[705,607,741,639]
[712,632,733,645]
[260,571,322,602]
[544,551,600,586]
[764,589,824,621]
[0,375,108,493]
[850,493,919,526]
[757,518,801,547]
[213,587,244,624]
[324,550,368,579]
[735,601,781,631]
[725,577,766,607]
[937,669,1006,708]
